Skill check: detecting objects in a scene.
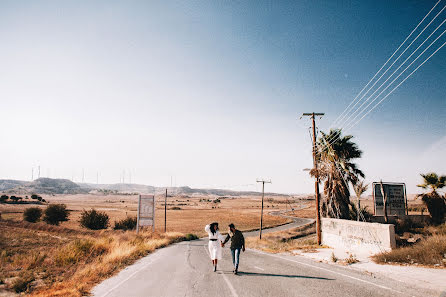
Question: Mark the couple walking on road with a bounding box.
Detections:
[204,222,245,274]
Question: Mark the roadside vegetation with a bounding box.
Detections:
[0,219,195,296]
[113,216,137,230]
[372,172,446,268]
[246,222,319,253]
[416,172,446,225]
[373,223,446,267]
[80,209,110,230]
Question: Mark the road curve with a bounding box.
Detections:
[92,229,436,297]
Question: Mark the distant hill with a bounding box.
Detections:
[1,178,291,196]
[80,183,291,197]
[0,178,87,194]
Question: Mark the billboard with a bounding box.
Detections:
[137,194,155,232]
[373,182,407,216]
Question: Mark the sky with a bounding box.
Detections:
[0,0,445,194]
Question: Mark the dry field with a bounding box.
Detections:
[0,193,299,296]
[0,194,296,236]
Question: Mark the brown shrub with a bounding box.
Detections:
[373,235,446,267]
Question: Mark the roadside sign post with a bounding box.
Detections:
[137,194,155,233]
[373,182,407,217]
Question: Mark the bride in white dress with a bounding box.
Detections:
[205,222,225,272]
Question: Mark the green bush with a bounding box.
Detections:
[9,196,19,202]
[114,217,137,230]
[419,192,446,225]
[43,204,69,225]
[185,233,198,241]
[0,195,8,203]
[80,209,109,230]
[23,207,42,223]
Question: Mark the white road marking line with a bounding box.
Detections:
[248,249,405,295]
[97,252,162,297]
[203,244,239,297]
[253,266,265,271]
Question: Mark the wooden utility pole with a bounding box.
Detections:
[164,188,167,232]
[256,179,271,239]
[302,112,324,245]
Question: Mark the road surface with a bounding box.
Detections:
[92,217,437,297]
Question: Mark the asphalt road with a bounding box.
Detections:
[92,218,437,297]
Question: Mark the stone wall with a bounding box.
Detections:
[321,218,396,254]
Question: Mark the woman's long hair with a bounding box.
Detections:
[210,222,219,235]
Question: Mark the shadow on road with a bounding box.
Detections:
[229,271,334,280]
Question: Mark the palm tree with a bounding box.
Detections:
[417,172,446,191]
[354,180,369,221]
[417,172,446,224]
[312,129,364,219]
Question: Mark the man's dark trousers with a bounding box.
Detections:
[231,248,241,270]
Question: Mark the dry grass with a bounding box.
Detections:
[0,194,291,236]
[246,222,319,253]
[0,194,295,295]
[0,220,190,296]
[372,234,446,268]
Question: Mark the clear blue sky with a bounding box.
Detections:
[0,0,445,194]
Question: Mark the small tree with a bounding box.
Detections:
[353,180,369,221]
[0,195,8,203]
[31,194,39,200]
[80,209,109,230]
[10,196,19,203]
[43,204,69,225]
[417,172,446,225]
[23,207,42,223]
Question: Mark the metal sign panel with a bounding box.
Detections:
[372,182,407,216]
[137,194,155,232]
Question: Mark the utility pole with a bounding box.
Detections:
[302,112,324,245]
[256,179,271,239]
[164,188,167,233]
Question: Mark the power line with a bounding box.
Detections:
[346,38,446,130]
[323,2,445,148]
[318,27,446,155]
[331,0,442,128]
[342,19,446,130]
[338,5,446,130]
